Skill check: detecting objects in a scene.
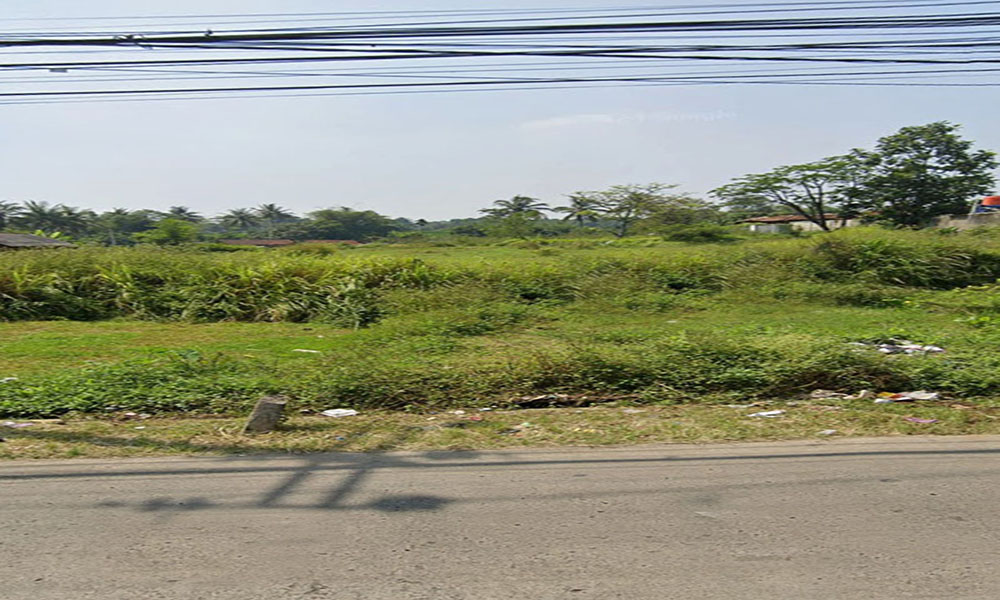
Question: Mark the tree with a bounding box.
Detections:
[254,203,296,238]
[165,206,203,222]
[711,156,861,231]
[0,201,23,230]
[285,207,398,241]
[847,122,998,227]
[15,201,93,236]
[592,183,688,238]
[95,208,156,245]
[134,218,200,245]
[553,193,602,227]
[219,208,260,232]
[479,195,550,219]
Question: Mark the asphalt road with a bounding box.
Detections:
[3,436,1000,599]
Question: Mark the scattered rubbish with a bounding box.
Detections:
[810,389,846,400]
[0,377,17,384]
[452,410,466,415]
[818,429,838,436]
[500,422,535,435]
[466,415,484,422]
[874,390,940,404]
[292,349,322,354]
[748,410,786,418]
[622,409,646,414]
[850,339,945,355]
[2,421,33,429]
[320,408,358,418]
[133,426,146,430]
[479,407,493,412]
[904,417,939,424]
[846,390,876,401]
[335,436,346,441]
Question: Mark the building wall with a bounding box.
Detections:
[933,212,1000,230]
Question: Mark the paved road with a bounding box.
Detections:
[3,436,1000,599]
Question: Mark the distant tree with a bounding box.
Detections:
[846,122,998,227]
[95,208,156,245]
[15,201,93,235]
[219,208,260,232]
[0,201,23,230]
[592,183,689,237]
[285,207,398,241]
[254,203,296,238]
[553,193,602,227]
[165,206,204,222]
[134,219,200,245]
[711,156,861,232]
[480,195,550,219]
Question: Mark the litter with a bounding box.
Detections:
[0,377,17,384]
[818,429,838,436]
[133,426,146,430]
[904,417,939,424]
[845,390,876,401]
[622,409,646,414]
[2,421,33,429]
[466,415,484,422]
[452,410,466,415]
[320,408,358,418]
[874,390,940,404]
[479,407,493,412]
[500,422,534,435]
[850,339,944,355]
[748,410,785,418]
[292,349,322,354]
[810,389,846,400]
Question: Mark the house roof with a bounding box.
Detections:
[220,239,295,247]
[0,233,75,248]
[303,239,361,245]
[740,214,840,224]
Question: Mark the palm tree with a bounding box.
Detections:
[479,195,550,219]
[254,203,295,238]
[165,206,203,222]
[0,201,23,230]
[219,208,260,232]
[17,200,65,232]
[554,193,602,227]
[97,208,132,246]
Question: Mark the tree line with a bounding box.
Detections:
[1,121,994,244]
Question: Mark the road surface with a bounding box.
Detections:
[3,436,1000,599]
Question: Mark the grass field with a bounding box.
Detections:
[5,228,1000,457]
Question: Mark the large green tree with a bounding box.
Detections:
[479,195,550,219]
[711,156,861,231]
[591,183,690,237]
[846,122,997,227]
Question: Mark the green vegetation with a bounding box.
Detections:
[4,227,1000,424]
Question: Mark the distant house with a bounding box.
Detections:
[739,214,856,234]
[0,233,75,250]
[219,239,361,247]
[220,239,296,247]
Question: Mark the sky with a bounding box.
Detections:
[1,0,998,220]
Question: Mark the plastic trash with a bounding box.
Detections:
[874,390,940,403]
[452,410,466,415]
[0,377,17,384]
[320,408,358,418]
[818,429,838,436]
[904,417,939,424]
[852,339,945,355]
[622,409,646,414]
[292,349,322,354]
[845,390,875,401]
[810,390,846,399]
[2,421,33,429]
[748,410,785,418]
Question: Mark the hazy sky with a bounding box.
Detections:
[2,0,998,220]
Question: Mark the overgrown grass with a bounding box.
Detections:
[5,227,1000,419]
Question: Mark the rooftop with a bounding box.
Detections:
[0,233,75,248]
